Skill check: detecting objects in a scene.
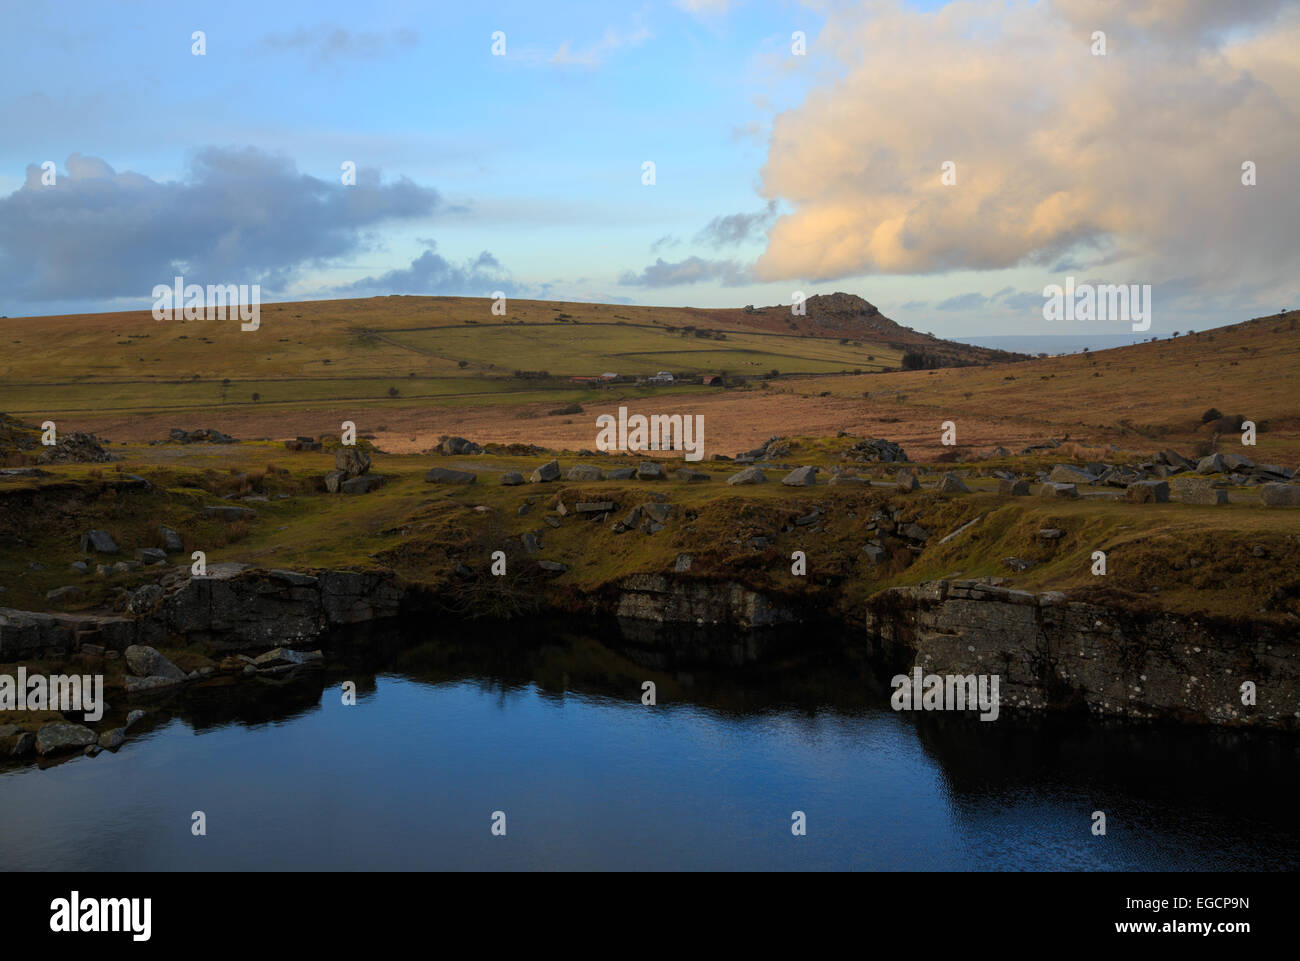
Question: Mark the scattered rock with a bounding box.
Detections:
[674,553,694,572]
[203,505,257,522]
[537,560,568,572]
[937,472,970,494]
[1171,476,1228,506]
[636,462,664,480]
[124,644,187,680]
[530,459,561,483]
[782,466,819,486]
[324,470,346,493]
[135,547,168,565]
[1260,483,1300,507]
[603,468,636,480]
[842,437,907,463]
[522,532,541,554]
[727,466,767,486]
[499,472,525,486]
[439,436,482,456]
[36,721,97,755]
[998,478,1031,496]
[126,584,165,616]
[1196,453,1226,474]
[169,427,235,444]
[1048,465,1096,485]
[159,526,184,553]
[896,471,920,492]
[1039,482,1079,499]
[424,467,476,485]
[565,464,604,481]
[675,468,710,482]
[340,474,387,494]
[862,542,888,564]
[45,585,86,604]
[38,432,113,463]
[80,530,119,554]
[251,647,323,668]
[1003,557,1036,572]
[1126,479,1170,503]
[334,446,372,477]
[98,728,126,750]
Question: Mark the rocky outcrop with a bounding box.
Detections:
[160,565,406,651]
[864,580,1300,728]
[615,574,803,628]
[2,564,408,656]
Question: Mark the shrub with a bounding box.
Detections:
[1200,407,1222,423]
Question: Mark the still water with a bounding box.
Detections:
[3,621,1298,871]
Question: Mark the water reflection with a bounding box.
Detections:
[1,616,1297,871]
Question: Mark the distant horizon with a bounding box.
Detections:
[0,290,1266,348]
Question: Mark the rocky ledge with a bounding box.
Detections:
[1,563,405,657]
[864,580,1300,728]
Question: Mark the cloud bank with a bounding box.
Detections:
[753,0,1300,297]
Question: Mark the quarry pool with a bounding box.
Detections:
[2,623,1298,871]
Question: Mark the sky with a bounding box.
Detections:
[0,0,1296,336]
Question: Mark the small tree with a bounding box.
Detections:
[251,392,260,402]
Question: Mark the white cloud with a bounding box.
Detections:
[752,0,1300,302]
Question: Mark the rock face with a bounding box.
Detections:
[864,580,1300,728]
[1171,476,1228,505]
[1260,483,1300,507]
[616,574,802,628]
[424,468,476,485]
[2,565,411,658]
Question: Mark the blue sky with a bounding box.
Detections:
[1,0,1295,335]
